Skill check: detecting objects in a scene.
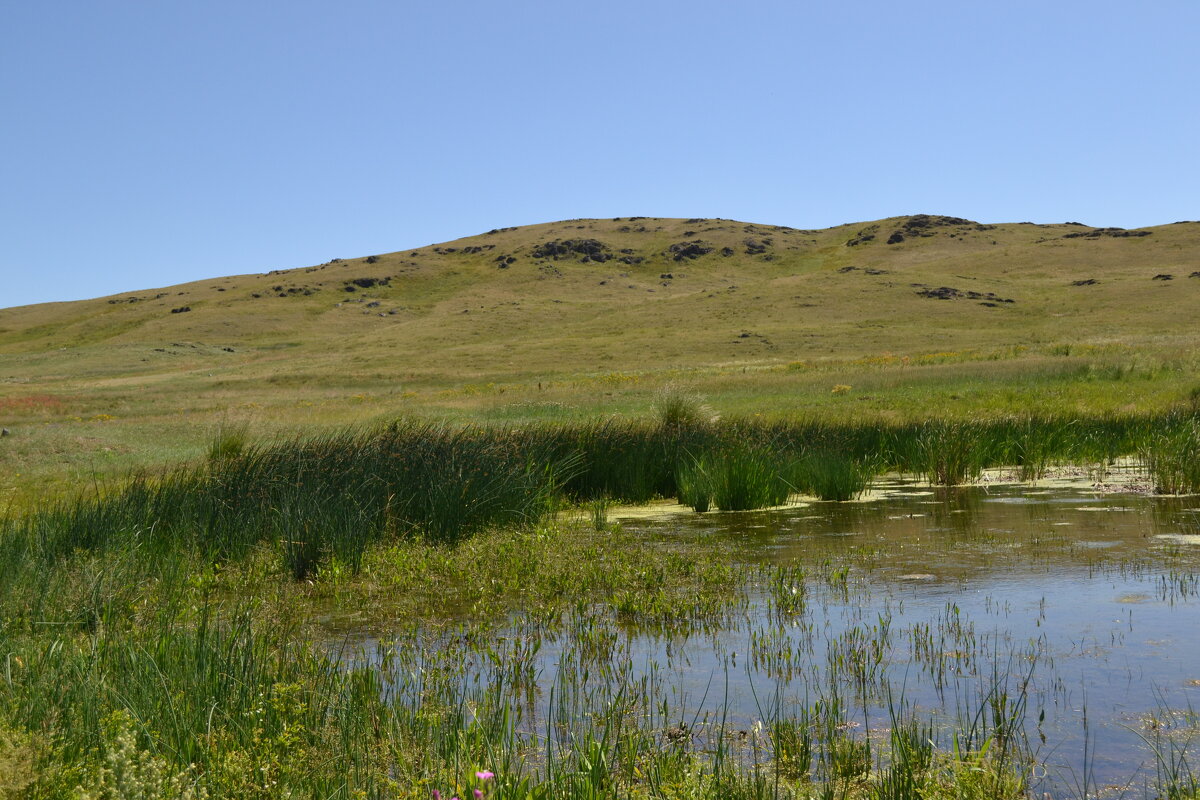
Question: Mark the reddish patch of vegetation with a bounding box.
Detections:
[0,394,64,413]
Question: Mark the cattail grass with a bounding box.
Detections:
[793,451,875,502]
[1142,414,1200,494]
[676,453,714,512]
[678,444,793,511]
[2,421,578,581]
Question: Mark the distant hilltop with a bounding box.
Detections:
[1,214,1197,387]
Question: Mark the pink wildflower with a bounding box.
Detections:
[475,771,495,781]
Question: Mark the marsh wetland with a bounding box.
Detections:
[348,471,1200,799]
[2,412,1200,798]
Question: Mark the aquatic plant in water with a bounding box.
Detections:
[1144,416,1200,493]
[677,445,792,511]
[793,450,874,501]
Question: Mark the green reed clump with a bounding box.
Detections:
[1000,416,1065,482]
[870,413,1159,484]
[586,495,611,530]
[1143,416,1200,494]
[771,716,814,781]
[548,418,678,502]
[677,444,793,512]
[793,450,875,501]
[676,453,714,512]
[876,715,935,800]
[522,410,721,503]
[898,420,992,485]
[207,421,248,462]
[653,384,719,430]
[1,421,576,582]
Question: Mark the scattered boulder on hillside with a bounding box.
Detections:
[720,247,735,257]
[494,254,518,268]
[345,277,389,290]
[531,239,613,262]
[744,238,770,255]
[668,240,713,261]
[846,225,878,246]
[272,284,319,297]
[1190,271,1200,278]
[733,330,775,348]
[885,215,988,245]
[904,214,977,230]
[364,255,380,264]
[915,286,1014,304]
[1071,279,1099,286]
[1153,274,1174,280]
[170,306,191,314]
[837,266,891,275]
[485,226,518,235]
[1,428,9,437]
[1062,228,1153,239]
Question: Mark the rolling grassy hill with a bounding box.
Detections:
[2,214,1199,505]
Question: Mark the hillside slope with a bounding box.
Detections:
[4,214,1200,505]
[3,215,1198,386]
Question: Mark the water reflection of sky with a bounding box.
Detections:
[613,479,1200,795]
[368,478,1200,797]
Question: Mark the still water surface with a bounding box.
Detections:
[371,476,1200,796]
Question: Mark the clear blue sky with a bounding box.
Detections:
[2,1,1197,309]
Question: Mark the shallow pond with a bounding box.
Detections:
[363,474,1200,797]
